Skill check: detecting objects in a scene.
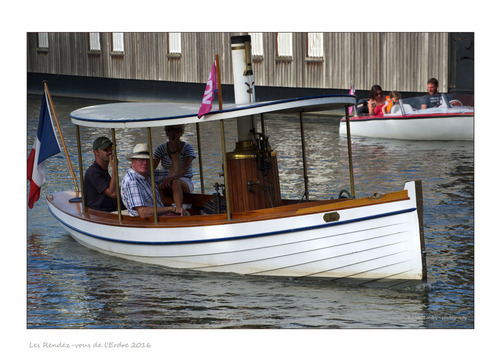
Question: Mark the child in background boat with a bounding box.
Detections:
[382,91,401,114]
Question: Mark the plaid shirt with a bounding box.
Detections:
[121,168,166,217]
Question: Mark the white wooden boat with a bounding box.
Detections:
[339,94,473,141]
[46,35,427,282]
[47,95,427,282]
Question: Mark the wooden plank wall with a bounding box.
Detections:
[27,32,450,93]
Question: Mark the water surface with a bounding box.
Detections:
[27,95,474,329]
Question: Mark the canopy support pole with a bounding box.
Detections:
[111,128,122,223]
[196,123,205,194]
[299,111,309,202]
[345,105,356,198]
[220,119,231,220]
[75,125,86,215]
[215,54,231,219]
[147,127,159,224]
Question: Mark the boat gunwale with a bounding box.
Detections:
[47,190,410,229]
[49,204,418,246]
[341,112,474,122]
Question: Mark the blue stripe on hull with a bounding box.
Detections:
[49,206,416,246]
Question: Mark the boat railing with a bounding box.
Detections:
[389,93,474,114]
[65,95,357,223]
[389,102,413,116]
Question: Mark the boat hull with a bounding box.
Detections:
[48,181,426,281]
[339,112,473,141]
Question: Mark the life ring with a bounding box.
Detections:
[449,99,463,107]
[338,189,352,199]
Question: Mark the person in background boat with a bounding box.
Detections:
[153,125,196,215]
[121,143,190,218]
[84,136,119,212]
[421,78,442,109]
[368,85,385,116]
[382,91,401,114]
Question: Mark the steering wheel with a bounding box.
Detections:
[450,99,463,107]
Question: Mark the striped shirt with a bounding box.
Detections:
[153,142,196,178]
[121,168,165,217]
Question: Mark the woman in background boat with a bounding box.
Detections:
[368,85,385,116]
[153,125,196,215]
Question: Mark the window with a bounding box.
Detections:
[276,32,292,58]
[168,33,181,55]
[37,33,49,49]
[249,32,263,57]
[307,33,323,58]
[89,32,101,52]
[112,32,124,53]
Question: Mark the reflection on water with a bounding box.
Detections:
[27,95,473,328]
[28,233,429,329]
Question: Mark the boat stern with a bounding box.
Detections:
[404,180,427,282]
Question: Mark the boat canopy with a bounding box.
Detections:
[70,94,356,129]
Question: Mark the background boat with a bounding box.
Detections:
[340,94,473,141]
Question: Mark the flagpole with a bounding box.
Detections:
[43,81,80,194]
[215,55,223,111]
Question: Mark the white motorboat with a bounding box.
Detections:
[339,94,473,141]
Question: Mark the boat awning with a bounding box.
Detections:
[70,94,356,129]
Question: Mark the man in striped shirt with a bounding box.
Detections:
[121,143,189,218]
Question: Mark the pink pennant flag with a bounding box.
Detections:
[197,62,218,118]
[348,84,356,115]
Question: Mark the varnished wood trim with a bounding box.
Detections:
[295,191,409,214]
[48,189,410,229]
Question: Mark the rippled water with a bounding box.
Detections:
[27,95,474,329]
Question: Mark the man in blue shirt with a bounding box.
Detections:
[421,78,442,109]
[84,137,118,212]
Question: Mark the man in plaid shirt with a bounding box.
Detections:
[121,143,189,218]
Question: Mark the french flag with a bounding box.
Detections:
[27,91,61,208]
[197,61,218,118]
